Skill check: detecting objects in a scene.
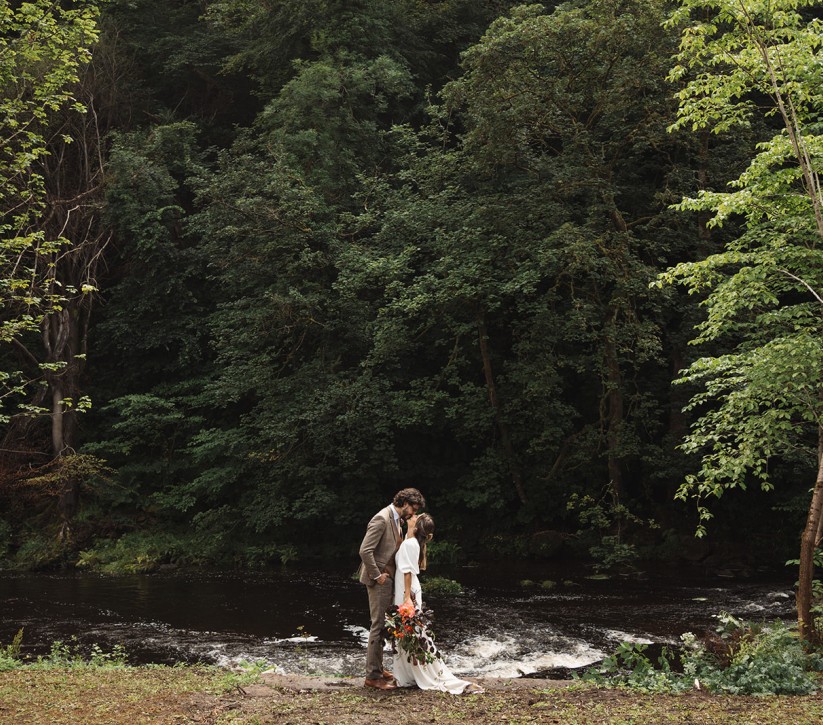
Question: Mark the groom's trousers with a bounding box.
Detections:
[366,577,394,679]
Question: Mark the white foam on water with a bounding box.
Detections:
[343,624,369,647]
[602,629,654,645]
[270,635,320,644]
[442,633,604,678]
[506,645,605,677]
[458,635,515,660]
[211,651,284,672]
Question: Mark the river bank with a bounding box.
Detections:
[1,667,822,724]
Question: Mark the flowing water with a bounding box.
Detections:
[0,563,795,678]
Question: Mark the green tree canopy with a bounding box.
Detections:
[659,0,823,641]
[0,0,101,419]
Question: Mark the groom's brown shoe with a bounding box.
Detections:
[365,677,397,690]
[381,670,395,681]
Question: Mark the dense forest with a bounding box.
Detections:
[1,0,822,607]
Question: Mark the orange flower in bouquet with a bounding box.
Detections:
[397,601,416,618]
[384,603,441,665]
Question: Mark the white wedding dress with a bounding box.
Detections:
[392,537,481,694]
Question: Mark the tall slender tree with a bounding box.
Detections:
[660,0,823,643]
[1,0,103,537]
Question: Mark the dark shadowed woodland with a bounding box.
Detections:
[2,0,823,641]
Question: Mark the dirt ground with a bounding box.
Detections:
[258,671,546,692]
[206,673,823,724]
[3,669,823,724]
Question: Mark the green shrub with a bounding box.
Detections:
[681,613,821,695]
[33,638,129,669]
[422,576,464,595]
[13,534,64,570]
[76,530,303,573]
[0,631,127,671]
[76,531,184,573]
[589,535,639,573]
[427,541,462,565]
[0,629,24,671]
[0,650,18,672]
[582,612,822,696]
[584,641,683,693]
[567,491,659,573]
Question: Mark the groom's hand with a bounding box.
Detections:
[376,573,389,585]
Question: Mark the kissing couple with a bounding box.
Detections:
[357,487,484,694]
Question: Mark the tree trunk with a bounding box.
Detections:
[602,310,624,499]
[797,423,823,645]
[42,307,81,457]
[51,381,66,456]
[477,315,528,505]
[43,305,84,533]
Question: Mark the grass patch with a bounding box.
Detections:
[0,666,226,724]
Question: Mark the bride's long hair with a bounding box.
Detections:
[413,513,435,571]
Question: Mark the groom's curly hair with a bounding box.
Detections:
[393,487,426,510]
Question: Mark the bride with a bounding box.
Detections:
[392,513,484,694]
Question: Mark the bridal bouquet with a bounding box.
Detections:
[384,602,441,665]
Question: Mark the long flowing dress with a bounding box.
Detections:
[392,537,481,694]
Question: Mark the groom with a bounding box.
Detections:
[358,487,426,690]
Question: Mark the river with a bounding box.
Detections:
[0,563,795,678]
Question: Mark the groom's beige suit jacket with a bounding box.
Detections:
[358,505,401,585]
